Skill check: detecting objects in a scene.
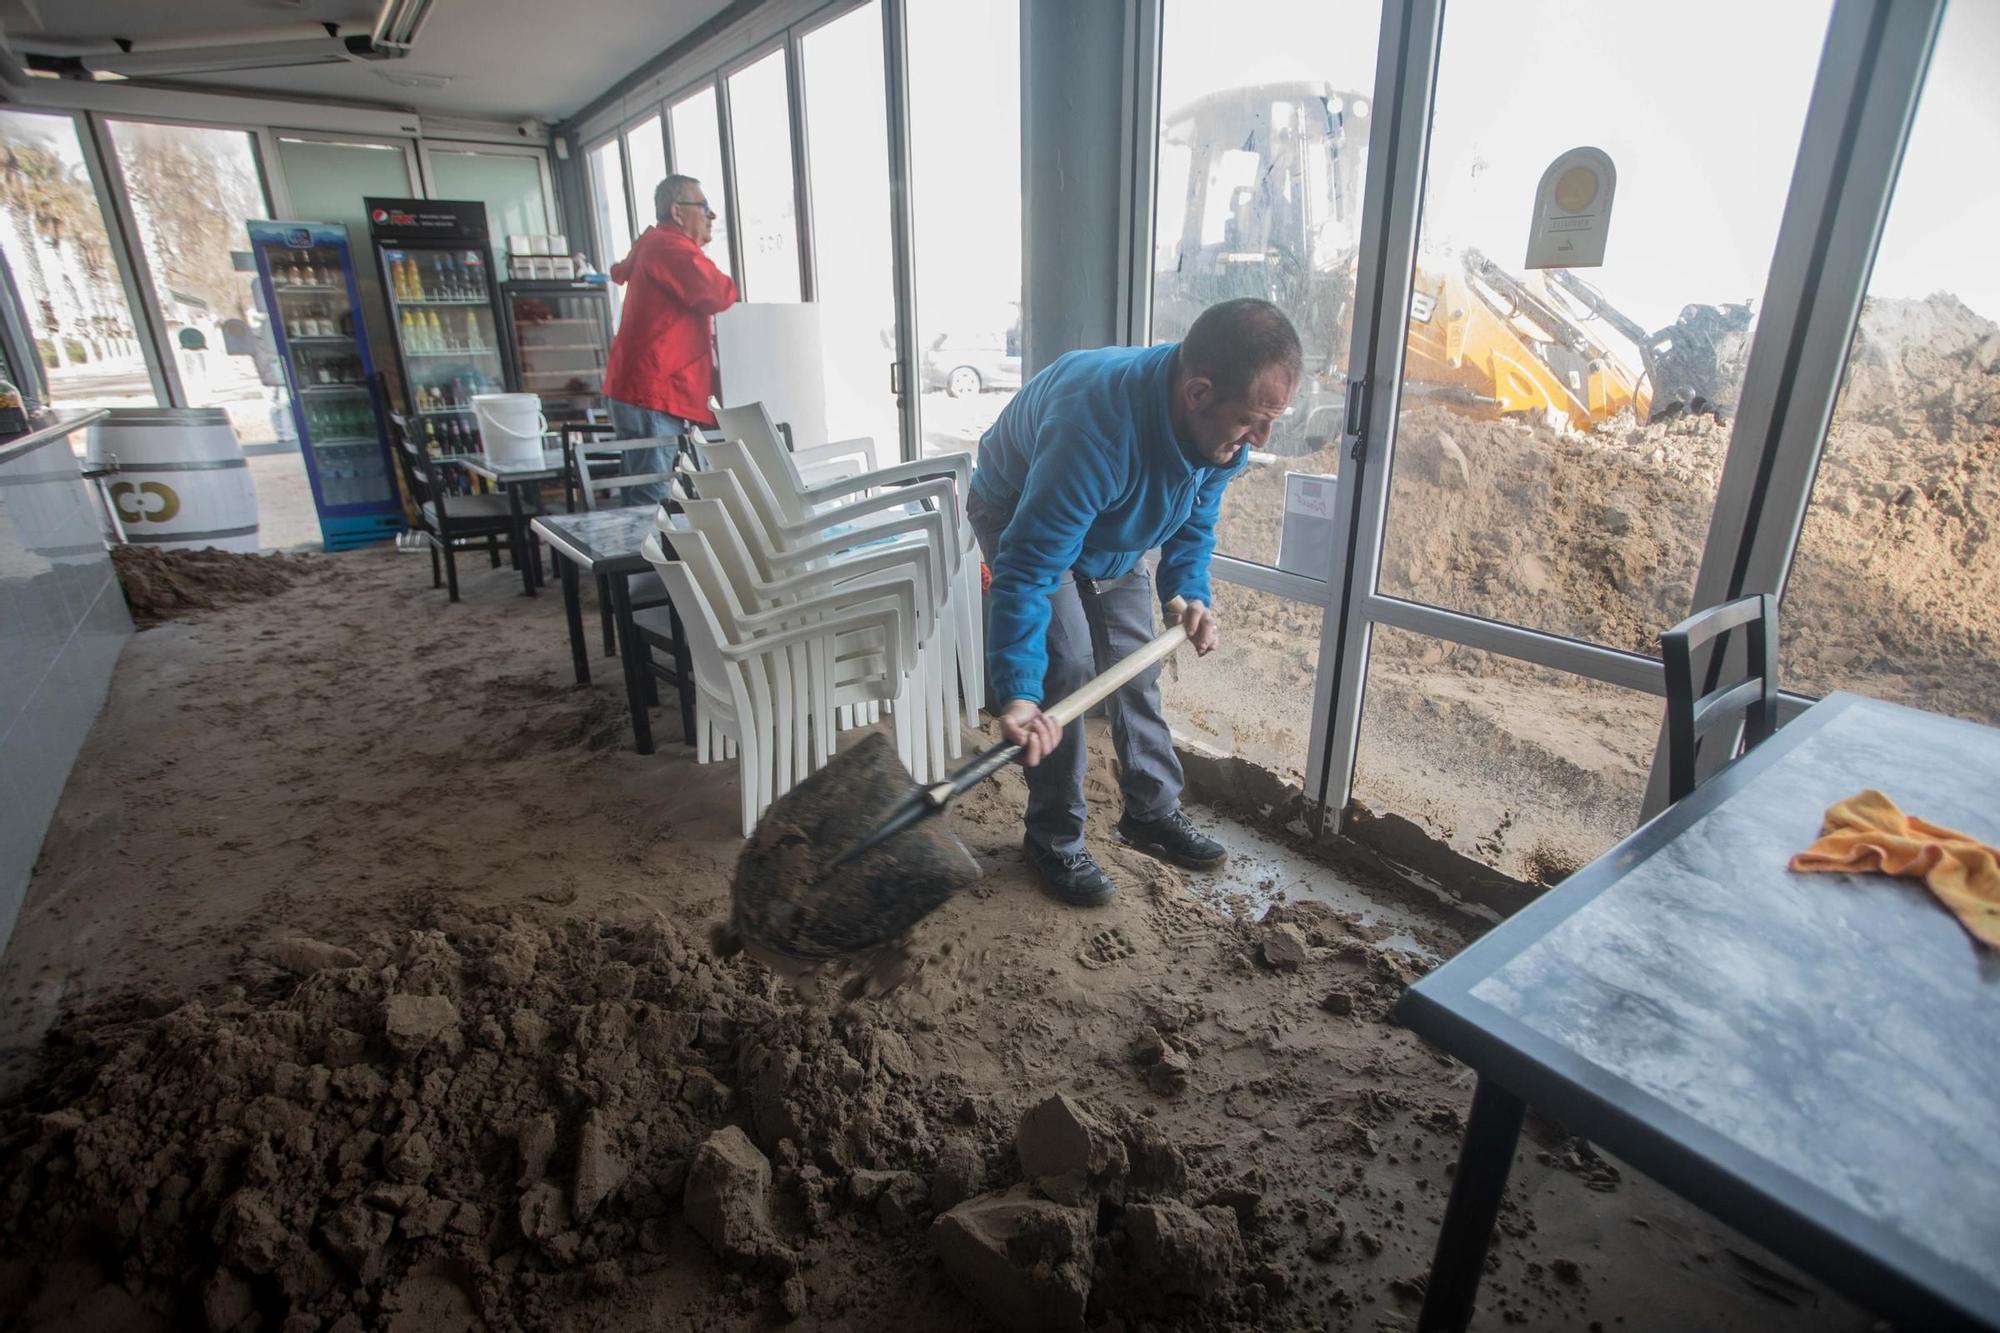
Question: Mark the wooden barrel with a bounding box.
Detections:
[86,408,260,553]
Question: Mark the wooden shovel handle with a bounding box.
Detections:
[1041,596,1188,728]
[923,598,1194,812]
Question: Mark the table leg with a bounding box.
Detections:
[526,485,547,589]
[1417,1078,1525,1333]
[509,484,535,597]
[559,553,589,685]
[610,571,653,755]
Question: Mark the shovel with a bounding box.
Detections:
[728,598,1191,965]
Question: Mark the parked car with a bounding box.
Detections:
[921,310,1022,396]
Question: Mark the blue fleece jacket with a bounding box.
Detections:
[970,341,1246,704]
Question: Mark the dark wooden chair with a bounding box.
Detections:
[379,377,524,602]
[558,419,622,513]
[1661,593,1780,803]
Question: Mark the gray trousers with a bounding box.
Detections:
[970,492,1185,857]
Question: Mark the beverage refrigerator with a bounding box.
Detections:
[499,279,613,424]
[364,198,511,472]
[245,220,403,550]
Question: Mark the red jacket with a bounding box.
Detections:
[604,226,737,426]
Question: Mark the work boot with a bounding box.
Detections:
[1117,809,1227,870]
[1022,837,1117,907]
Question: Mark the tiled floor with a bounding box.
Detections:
[246,451,326,552]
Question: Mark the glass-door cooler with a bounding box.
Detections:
[246,220,403,550]
[500,279,612,424]
[365,198,510,471]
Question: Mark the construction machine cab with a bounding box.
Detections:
[1156,82,1752,447]
[1153,82,1372,453]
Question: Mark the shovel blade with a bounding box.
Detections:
[730,731,982,963]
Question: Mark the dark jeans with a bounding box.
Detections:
[969,490,1185,857]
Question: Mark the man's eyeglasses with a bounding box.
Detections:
[674,196,717,220]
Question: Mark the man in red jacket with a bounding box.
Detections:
[603,173,738,503]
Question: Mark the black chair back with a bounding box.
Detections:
[1661,593,1780,803]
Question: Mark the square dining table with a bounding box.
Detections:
[1398,692,2000,1333]
[453,448,566,597]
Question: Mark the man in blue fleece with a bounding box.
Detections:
[967,298,1302,906]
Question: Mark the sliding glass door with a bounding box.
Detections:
[800,1,901,453]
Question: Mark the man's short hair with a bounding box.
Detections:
[1180,299,1303,400]
[655,174,702,223]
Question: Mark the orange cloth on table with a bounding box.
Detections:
[1789,788,2000,948]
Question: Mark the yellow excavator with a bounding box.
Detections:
[1152,82,1754,452]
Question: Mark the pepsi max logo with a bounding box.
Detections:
[286,229,312,247]
[371,208,388,223]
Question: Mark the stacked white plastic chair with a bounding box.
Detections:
[638,526,910,836]
[678,458,951,783]
[713,404,983,753]
[665,491,931,787]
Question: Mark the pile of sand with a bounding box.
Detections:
[4,904,1412,1332]
[0,542,1872,1332]
[3,916,760,1329]
[112,547,322,627]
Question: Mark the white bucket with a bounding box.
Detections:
[86,407,260,553]
[472,393,547,467]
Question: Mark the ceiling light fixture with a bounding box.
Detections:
[369,0,437,55]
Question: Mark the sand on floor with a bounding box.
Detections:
[0,547,1873,1332]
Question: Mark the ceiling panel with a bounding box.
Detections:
[6,0,735,121]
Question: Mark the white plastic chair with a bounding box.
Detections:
[713,403,985,729]
[669,496,929,777]
[700,438,964,773]
[683,463,952,780]
[640,531,905,835]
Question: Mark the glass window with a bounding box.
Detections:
[1351,626,1661,882]
[428,148,549,264]
[274,136,411,408]
[587,139,631,326]
[0,109,154,413]
[109,120,278,443]
[669,86,733,279]
[1376,0,1831,654]
[1150,0,1382,568]
[588,138,632,264]
[725,50,802,303]
[625,115,667,231]
[907,0,1021,458]
[276,137,412,239]
[1159,581,1324,786]
[802,1,901,453]
[1781,0,2000,727]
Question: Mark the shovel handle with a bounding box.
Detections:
[1042,595,1189,728]
[934,597,1191,805]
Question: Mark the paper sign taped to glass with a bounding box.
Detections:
[1279,471,1338,579]
[1524,146,1616,270]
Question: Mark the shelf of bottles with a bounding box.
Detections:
[271,245,390,509]
[384,248,503,490]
